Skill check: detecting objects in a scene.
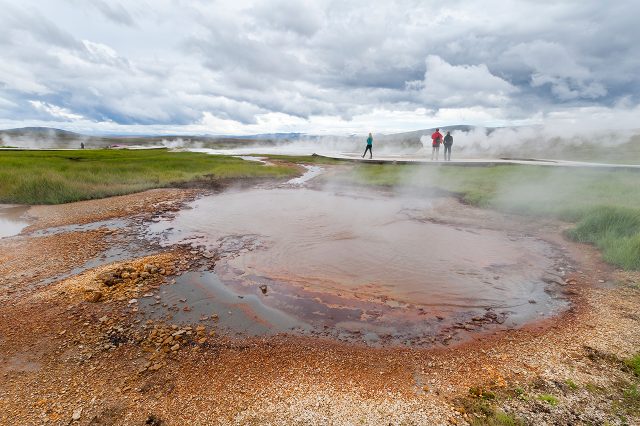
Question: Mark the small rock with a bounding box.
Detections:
[170,344,179,351]
[145,414,163,426]
[85,291,103,303]
[259,285,268,295]
[128,299,138,304]
[72,407,82,421]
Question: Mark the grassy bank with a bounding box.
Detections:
[567,207,640,270]
[333,163,640,270]
[0,149,297,204]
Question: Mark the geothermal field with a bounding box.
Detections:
[1,131,640,425]
[2,1,640,424]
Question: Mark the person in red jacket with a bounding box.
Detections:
[431,128,443,161]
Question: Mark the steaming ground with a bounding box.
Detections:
[144,181,569,346]
[1,166,639,424]
[3,125,639,165]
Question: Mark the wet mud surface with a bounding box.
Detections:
[0,204,29,238]
[143,185,571,346]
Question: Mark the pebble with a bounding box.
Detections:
[85,291,103,303]
[71,407,82,421]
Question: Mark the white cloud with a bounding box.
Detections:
[501,40,609,100]
[0,0,638,134]
[29,101,84,121]
[407,55,518,107]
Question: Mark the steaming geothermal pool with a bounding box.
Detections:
[145,186,568,346]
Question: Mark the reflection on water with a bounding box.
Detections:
[0,205,29,238]
[147,187,569,345]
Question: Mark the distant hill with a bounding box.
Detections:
[1,127,85,138]
[0,125,486,150]
[0,127,299,149]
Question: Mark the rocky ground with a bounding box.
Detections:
[0,186,639,425]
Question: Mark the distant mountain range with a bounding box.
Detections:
[0,125,482,148]
[1,127,82,137]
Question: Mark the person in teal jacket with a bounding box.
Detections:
[362,132,373,159]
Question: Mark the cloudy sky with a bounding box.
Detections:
[0,0,638,135]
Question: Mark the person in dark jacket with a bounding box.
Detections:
[362,132,373,159]
[443,131,453,161]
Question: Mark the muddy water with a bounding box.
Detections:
[0,205,29,238]
[146,187,568,345]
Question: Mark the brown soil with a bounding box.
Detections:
[1,187,639,425]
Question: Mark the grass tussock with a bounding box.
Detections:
[0,149,297,204]
[567,207,640,270]
[625,353,640,377]
[456,396,524,426]
[538,394,559,406]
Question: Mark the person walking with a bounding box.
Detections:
[443,131,453,161]
[431,128,443,161]
[362,132,373,159]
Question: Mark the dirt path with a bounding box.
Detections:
[0,187,638,425]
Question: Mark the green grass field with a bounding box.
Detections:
[261,154,345,164]
[331,163,640,270]
[0,149,297,204]
[2,150,640,270]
